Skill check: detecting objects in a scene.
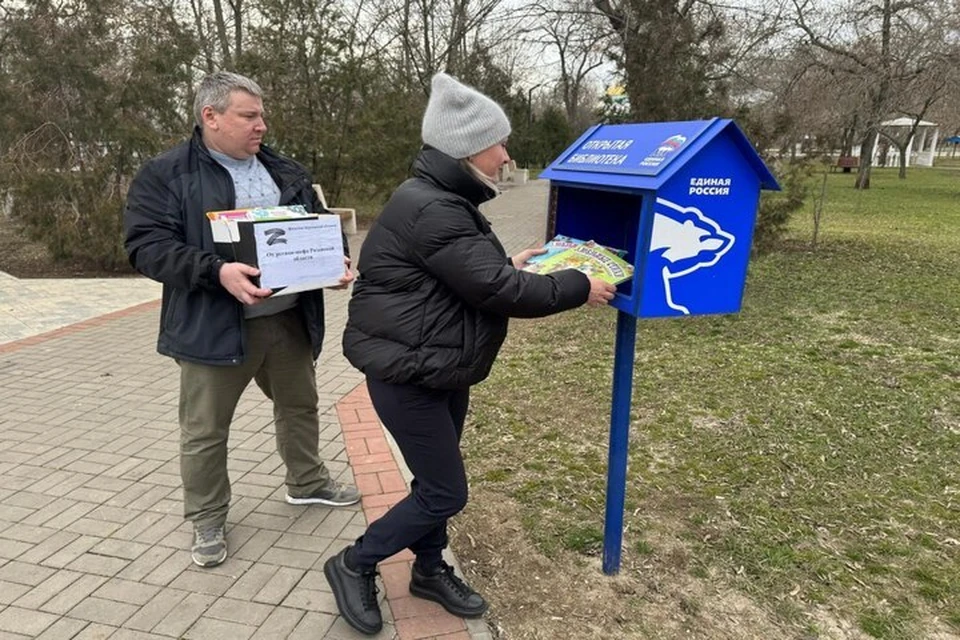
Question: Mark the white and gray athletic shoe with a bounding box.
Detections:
[191,524,227,567]
[286,481,362,507]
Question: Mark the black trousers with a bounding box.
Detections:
[350,377,470,570]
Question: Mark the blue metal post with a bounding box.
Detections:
[602,309,638,574]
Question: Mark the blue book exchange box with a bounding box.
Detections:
[539,118,780,574]
[540,117,780,318]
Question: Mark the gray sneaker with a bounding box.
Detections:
[286,481,361,507]
[191,524,227,567]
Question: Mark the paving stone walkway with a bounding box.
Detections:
[0,180,549,640]
[0,273,160,344]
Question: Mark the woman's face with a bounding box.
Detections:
[469,141,510,181]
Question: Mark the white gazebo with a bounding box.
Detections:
[870,117,940,168]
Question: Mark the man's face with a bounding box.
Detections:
[201,90,267,160]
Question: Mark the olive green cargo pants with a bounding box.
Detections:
[178,308,331,528]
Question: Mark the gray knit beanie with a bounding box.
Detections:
[421,73,512,159]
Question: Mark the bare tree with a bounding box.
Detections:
[228,0,243,61]
[187,0,216,72]
[528,0,608,131]
[881,75,949,178]
[184,0,246,69]
[792,0,948,188]
[211,0,232,66]
[371,0,526,92]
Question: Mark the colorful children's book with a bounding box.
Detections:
[523,234,586,270]
[524,234,629,274]
[526,243,634,285]
[207,204,312,221]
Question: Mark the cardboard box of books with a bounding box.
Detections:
[207,205,345,295]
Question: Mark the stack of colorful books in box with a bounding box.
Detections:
[206,205,316,248]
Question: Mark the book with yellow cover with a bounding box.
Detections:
[524,234,629,274]
[525,243,633,285]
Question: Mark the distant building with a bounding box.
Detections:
[852,118,940,168]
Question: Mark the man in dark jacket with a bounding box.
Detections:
[325,73,616,636]
[124,71,360,569]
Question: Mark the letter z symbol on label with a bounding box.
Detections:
[263,228,287,245]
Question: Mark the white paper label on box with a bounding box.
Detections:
[253,216,343,290]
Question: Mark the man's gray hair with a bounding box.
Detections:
[193,71,263,127]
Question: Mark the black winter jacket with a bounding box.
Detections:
[124,128,339,365]
[342,147,590,389]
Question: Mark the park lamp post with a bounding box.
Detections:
[527,82,545,126]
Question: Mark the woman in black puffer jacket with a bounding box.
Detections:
[325,73,616,636]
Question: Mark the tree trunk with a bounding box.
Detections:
[401,0,411,78]
[231,0,243,62]
[841,121,856,157]
[211,0,231,67]
[189,0,215,73]
[855,132,874,189]
[421,0,434,78]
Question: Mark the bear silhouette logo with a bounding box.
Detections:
[649,197,735,314]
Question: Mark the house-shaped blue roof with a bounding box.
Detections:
[539,118,780,191]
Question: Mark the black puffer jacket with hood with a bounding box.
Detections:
[342,147,589,389]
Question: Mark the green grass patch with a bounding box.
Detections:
[462,166,960,637]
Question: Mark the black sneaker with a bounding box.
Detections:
[409,561,488,618]
[324,546,382,635]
